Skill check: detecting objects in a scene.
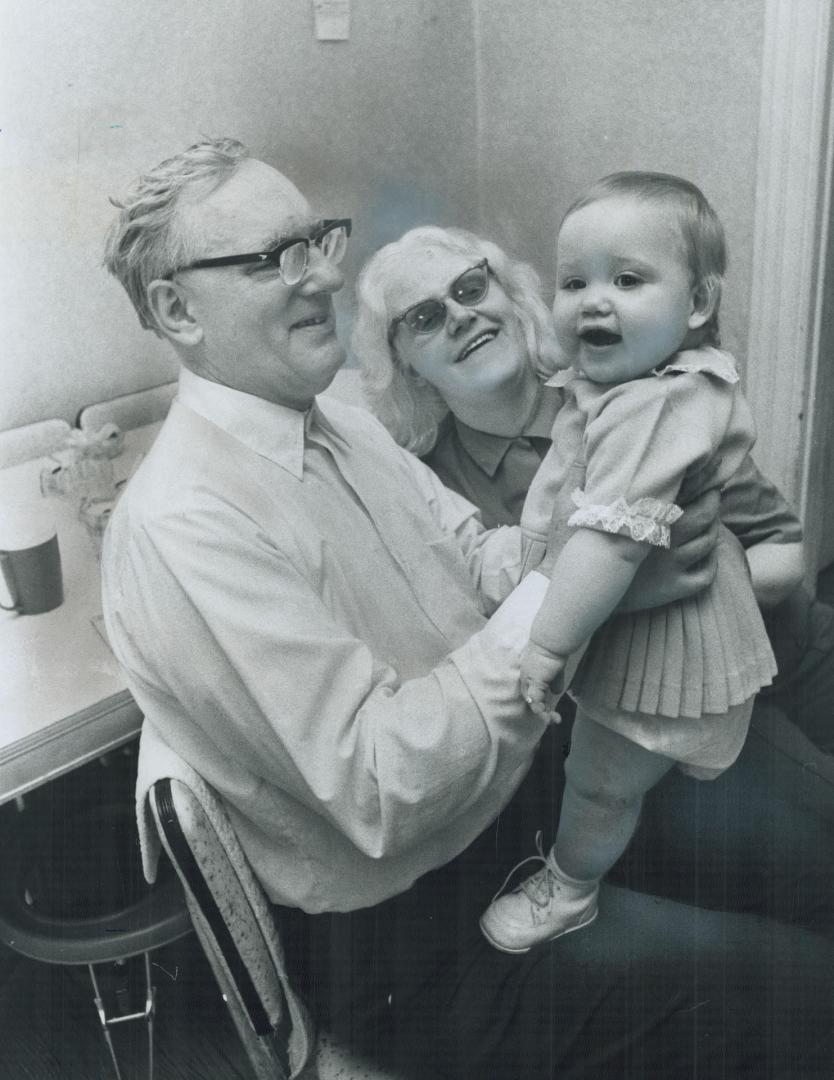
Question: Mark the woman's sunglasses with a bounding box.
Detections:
[389,259,490,337]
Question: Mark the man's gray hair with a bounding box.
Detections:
[103,137,249,334]
[353,226,561,456]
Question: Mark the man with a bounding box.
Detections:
[102,138,834,1077]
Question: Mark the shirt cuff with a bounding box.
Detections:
[480,570,549,652]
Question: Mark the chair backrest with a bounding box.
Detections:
[149,777,314,1080]
[148,774,403,1080]
[78,382,178,433]
[0,418,72,468]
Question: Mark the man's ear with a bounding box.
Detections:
[146,278,204,346]
[688,278,719,331]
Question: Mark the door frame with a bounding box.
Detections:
[745,0,834,586]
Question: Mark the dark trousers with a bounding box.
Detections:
[282,704,834,1079]
[760,585,834,756]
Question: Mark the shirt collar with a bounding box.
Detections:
[453,383,562,477]
[177,366,344,479]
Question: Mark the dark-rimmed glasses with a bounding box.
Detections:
[389,259,490,337]
[178,218,352,286]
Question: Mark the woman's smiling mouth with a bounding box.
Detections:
[455,329,498,363]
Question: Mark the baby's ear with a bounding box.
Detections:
[688,277,720,330]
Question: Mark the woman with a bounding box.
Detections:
[353,225,834,925]
[355,227,561,528]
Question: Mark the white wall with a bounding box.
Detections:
[3,0,776,433]
[473,0,766,365]
[1,0,479,429]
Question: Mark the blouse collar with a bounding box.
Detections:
[452,383,562,478]
[544,347,740,389]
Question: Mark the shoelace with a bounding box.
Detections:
[489,830,557,909]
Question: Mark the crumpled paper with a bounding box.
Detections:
[39,424,125,555]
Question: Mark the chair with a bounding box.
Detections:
[0,417,72,468]
[78,382,178,433]
[0,779,192,1080]
[147,772,400,1080]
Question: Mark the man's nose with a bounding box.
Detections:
[300,246,345,294]
[445,299,476,333]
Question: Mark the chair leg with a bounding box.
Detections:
[89,964,126,1080]
[143,952,156,1080]
[86,953,157,1080]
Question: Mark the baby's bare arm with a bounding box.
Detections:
[532,528,648,658]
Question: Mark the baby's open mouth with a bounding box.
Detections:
[580,328,621,347]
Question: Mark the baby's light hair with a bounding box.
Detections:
[103,137,250,334]
[562,171,727,347]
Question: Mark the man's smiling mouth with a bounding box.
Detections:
[292,313,331,331]
[580,328,621,347]
[456,330,497,363]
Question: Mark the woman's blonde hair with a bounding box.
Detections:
[353,226,560,455]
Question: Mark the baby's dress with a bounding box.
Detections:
[521,347,777,747]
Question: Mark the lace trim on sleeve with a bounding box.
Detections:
[567,488,683,548]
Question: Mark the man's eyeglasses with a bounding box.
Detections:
[390,259,490,337]
[179,219,352,286]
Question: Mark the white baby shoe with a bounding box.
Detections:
[479,838,599,954]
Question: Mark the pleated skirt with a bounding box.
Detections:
[571,528,777,720]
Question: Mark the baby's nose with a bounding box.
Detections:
[580,287,613,315]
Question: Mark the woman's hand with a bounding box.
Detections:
[746,540,805,608]
[619,488,720,612]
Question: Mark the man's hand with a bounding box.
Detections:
[619,488,720,612]
[520,641,566,720]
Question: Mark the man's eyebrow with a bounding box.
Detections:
[259,217,322,250]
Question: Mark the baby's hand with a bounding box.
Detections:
[520,642,567,721]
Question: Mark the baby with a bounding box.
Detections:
[480,171,793,954]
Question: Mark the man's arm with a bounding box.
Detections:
[113,505,548,863]
[398,446,528,609]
